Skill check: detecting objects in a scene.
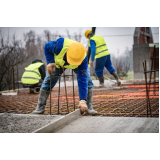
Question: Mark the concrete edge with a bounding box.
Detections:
[33,109,81,133]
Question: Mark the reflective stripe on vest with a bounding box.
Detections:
[54,38,79,69]
[21,62,43,84]
[88,35,110,59]
[96,49,108,55]
[25,70,40,76]
[22,77,40,80]
[96,44,106,49]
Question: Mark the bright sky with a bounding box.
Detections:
[0,27,159,56]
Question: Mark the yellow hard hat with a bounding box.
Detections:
[85,30,92,38]
[67,42,87,65]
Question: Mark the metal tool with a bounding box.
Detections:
[49,67,53,115]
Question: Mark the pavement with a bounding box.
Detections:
[1,111,158,133]
[0,113,64,133]
[55,79,129,88]
[55,116,159,133]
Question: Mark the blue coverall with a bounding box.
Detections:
[41,38,93,100]
[90,35,115,78]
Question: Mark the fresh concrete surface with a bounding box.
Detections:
[0,113,64,133]
[33,109,81,133]
[54,79,132,88]
[55,116,159,133]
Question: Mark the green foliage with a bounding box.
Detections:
[123,71,134,80]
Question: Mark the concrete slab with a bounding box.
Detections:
[33,109,81,133]
[0,113,64,133]
[54,80,134,88]
[55,116,159,133]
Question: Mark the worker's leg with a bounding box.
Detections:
[74,67,97,115]
[32,67,64,114]
[95,56,107,85]
[29,79,43,94]
[105,54,121,86]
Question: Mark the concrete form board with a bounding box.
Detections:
[33,109,81,133]
[133,44,151,79]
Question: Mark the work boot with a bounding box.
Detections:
[111,72,121,86]
[32,89,50,114]
[32,87,40,94]
[98,76,104,87]
[87,88,97,115]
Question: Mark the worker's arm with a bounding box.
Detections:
[38,64,46,80]
[77,55,88,100]
[44,42,56,65]
[90,40,96,61]
[44,41,57,74]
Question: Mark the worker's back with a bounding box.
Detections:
[21,62,44,84]
[21,59,45,94]
[89,35,110,59]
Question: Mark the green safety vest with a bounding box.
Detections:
[54,38,84,69]
[88,35,110,59]
[21,62,44,84]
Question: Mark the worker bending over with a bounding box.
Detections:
[32,38,97,115]
[85,30,121,86]
[21,59,45,93]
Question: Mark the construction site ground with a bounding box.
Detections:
[55,116,158,133]
[0,80,159,133]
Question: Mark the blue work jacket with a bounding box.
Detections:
[44,38,88,100]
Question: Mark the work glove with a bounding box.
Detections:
[78,100,88,113]
[47,63,56,76]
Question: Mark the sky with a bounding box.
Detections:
[0,27,159,56]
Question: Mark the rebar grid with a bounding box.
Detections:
[143,45,159,117]
[0,84,159,117]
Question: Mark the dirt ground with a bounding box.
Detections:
[0,83,158,117]
[0,113,63,133]
[0,80,158,133]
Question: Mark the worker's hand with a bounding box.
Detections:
[78,100,88,114]
[47,63,56,75]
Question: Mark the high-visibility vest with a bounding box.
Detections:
[88,35,110,59]
[54,38,86,69]
[21,62,44,84]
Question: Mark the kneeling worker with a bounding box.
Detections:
[32,37,97,115]
[21,59,45,93]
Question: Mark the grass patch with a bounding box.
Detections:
[122,71,134,80]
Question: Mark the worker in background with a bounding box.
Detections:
[32,38,97,115]
[85,30,121,87]
[21,59,45,94]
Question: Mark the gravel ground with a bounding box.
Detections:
[0,113,63,133]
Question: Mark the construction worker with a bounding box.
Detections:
[21,59,45,94]
[32,37,97,115]
[85,30,121,86]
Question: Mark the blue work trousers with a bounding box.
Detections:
[41,66,93,91]
[95,54,115,78]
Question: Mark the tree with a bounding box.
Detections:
[0,33,25,91]
[111,48,132,78]
[44,30,51,42]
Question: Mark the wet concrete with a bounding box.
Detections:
[0,113,64,133]
[55,116,159,133]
